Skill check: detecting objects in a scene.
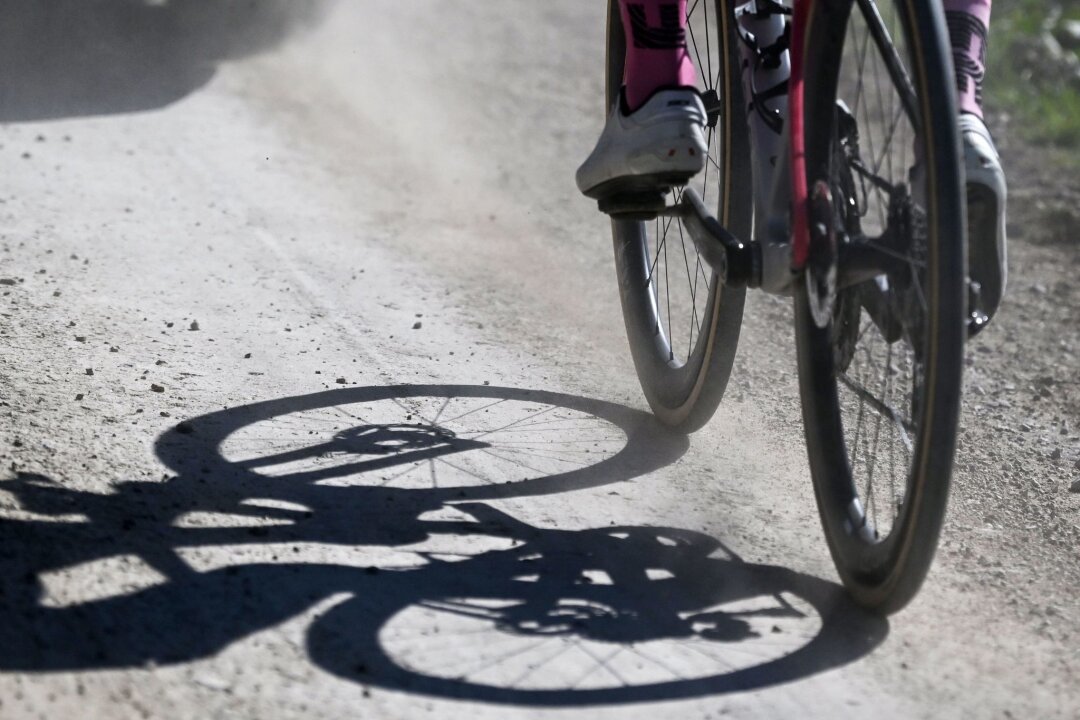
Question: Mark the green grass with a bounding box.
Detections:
[986,0,1080,149]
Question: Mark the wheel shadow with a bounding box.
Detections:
[0,384,887,705]
[0,0,328,122]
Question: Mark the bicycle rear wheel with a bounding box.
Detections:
[606,0,751,432]
[795,0,965,612]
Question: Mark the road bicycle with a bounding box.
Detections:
[603,0,965,613]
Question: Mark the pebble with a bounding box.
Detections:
[1050,448,1063,460]
[85,368,94,376]
[189,320,200,331]
[335,378,347,384]
[412,321,422,330]
[1071,479,1080,494]
[150,384,165,393]
[0,278,16,286]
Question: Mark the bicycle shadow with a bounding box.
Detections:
[0,384,887,705]
[0,0,328,122]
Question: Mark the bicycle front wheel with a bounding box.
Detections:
[795,0,966,612]
[606,0,751,432]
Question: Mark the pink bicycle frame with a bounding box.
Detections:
[789,0,811,271]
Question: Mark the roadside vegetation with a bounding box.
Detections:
[989,0,1080,150]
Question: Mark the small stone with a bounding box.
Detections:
[1050,448,1063,461]
[412,321,422,330]
[75,336,86,342]
[189,320,200,331]
[109,346,119,353]
[0,278,16,286]
[160,411,171,418]
[176,421,195,434]
[85,368,94,376]
[150,384,165,393]
[335,378,347,385]
[243,353,252,359]
[155,360,166,366]
[75,393,84,401]
[1070,479,1080,494]
[12,439,22,448]
[53,290,61,297]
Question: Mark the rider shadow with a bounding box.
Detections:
[0,384,888,705]
[0,0,327,122]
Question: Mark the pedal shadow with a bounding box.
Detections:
[0,0,328,122]
[0,384,887,705]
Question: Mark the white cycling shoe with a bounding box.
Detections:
[960,113,1007,336]
[576,88,707,218]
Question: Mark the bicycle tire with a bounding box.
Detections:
[606,0,751,432]
[794,0,965,612]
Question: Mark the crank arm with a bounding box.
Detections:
[836,239,912,290]
[667,188,761,288]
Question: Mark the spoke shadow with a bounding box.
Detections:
[0,0,328,122]
[0,384,887,705]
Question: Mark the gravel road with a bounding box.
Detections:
[0,2,1077,718]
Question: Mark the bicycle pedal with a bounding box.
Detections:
[967,279,990,338]
[598,191,669,220]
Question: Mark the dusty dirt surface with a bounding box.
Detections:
[0,2,1077,719]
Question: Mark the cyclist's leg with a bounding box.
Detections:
[576,1,707,206]
[943,0,991,119]
[943,0,1007,333]
[619,0,697,111]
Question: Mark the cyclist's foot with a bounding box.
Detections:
[961,112,1007,337]
[576,88,707,219]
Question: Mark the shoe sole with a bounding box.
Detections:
[584,173,695,220]
[966,182,1005,337]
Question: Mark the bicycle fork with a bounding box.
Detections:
[672,0,804,295]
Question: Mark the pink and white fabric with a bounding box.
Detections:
[942,0,992,117]
[619,1,697,111]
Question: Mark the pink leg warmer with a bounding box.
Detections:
[943,0,992,117]
[620,0,697,112]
